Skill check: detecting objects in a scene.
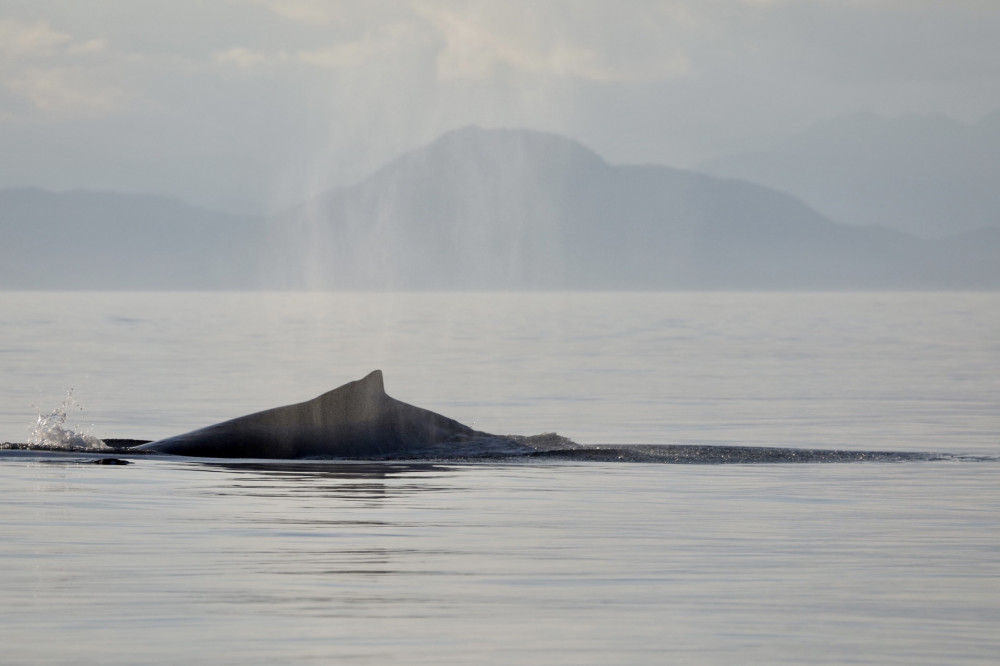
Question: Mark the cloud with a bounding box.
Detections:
[426,7,582,81]
[421,2,692,83]
[68,39,108,56]
[296,22,425,69]
[225,1,693,83]
[249,0,347,23]
[214,46,275,67]
[0,0,997,212]
[251,0,409,26]
[5,66,124,116]
[0,19,125,118]
[212,21,428,73]
[0,19,71,58]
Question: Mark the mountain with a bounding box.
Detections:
[0,188,266,289]
[702,111,1000,238]
[2,127,999,290]
[273,126,998,289]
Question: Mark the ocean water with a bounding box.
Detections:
[1,292,999,664]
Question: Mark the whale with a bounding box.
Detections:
[19,370,959,463]
[135,370,510,459]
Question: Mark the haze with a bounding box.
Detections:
[2,0,998,216]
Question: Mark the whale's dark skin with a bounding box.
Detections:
[136,370,499,458]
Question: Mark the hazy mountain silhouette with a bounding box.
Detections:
[274,126,998,289]
[702,111,1000,238]
[2,127,998,289]
[0,188,265,289]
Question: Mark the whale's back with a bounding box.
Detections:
[136,370,485,458]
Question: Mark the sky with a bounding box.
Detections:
[1,0,998,213]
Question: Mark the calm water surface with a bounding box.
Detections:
[1,292,998,664]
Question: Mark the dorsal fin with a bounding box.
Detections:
[312,370,386,405]
[357,369,385,395]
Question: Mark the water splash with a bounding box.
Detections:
[28,390,107,450]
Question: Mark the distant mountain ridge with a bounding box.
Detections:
[1,127,998,290]
[0,188,266,289]
[702,111,1000,238]
[273,126,998,289]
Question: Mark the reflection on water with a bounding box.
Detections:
[2,453,999,664]
[195,460,457,503]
